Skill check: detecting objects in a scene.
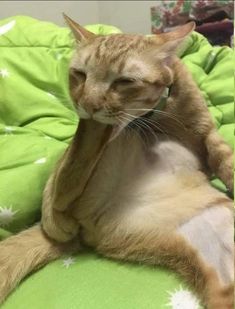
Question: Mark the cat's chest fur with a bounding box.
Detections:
[72,131,214,246]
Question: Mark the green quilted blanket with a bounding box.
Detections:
[0,16,233,309]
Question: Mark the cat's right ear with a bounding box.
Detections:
[63,13,96,42]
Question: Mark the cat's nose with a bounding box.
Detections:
[92,106,101,113]
[84,105,102,115]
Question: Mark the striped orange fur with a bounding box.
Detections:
[0,16,233,308]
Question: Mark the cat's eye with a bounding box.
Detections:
[114,77,136,86]
[71,69,87,81]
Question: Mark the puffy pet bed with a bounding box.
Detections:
[0,16,233,309]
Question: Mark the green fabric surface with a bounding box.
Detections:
[3,253,196,309]
[0,15,233,309]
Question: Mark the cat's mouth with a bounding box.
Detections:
[77,105,157,142]
[77,104,159,143]
[77,106,117,125]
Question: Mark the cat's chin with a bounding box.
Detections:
[93,114,117,125]
[77,113,127,142]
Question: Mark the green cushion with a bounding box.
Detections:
[0,16,233,309]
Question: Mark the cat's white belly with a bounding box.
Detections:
[74,134,225,246]
[79,134,201,203]
[178,205,234,285]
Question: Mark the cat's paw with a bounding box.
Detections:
[42,209,79,243]
[218,158,234,195]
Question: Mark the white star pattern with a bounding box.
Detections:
[62,257,76,269]
[0,206,18,227]
[0,68,10,78]
[34,157,47,164]
[166,286,201,309]
[55,53,63,60]
[47,92,56,99]
[4,126,14,135]
[0,20,16,36]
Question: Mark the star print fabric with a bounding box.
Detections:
[0,16,79,235]
[0,15,233,309]
[0,206,18,227]
[0,68,10,78]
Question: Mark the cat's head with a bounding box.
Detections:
[64,14,194,127]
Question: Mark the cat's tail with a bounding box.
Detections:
[0,225,79,304]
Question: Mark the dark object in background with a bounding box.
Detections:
[196,20,233,46]
[151,0,234,47]
[195,9,231,25]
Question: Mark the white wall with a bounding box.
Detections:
[0,1,155,34]
[98,1,156,34]
[0,1,99,26]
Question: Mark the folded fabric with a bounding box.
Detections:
[0,15,233,309]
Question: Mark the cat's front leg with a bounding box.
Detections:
[51,119,113,213]
[41,119,113,242]
[41,175,79,242]
[167,60,233,194]
[205,128,234,194]
[41,208,79,243]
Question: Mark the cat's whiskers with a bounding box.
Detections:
[122,111,164,141]
[120,113,156,142]
[136,118,159,141]
[141,116,170,140]
[122,111,165,136]
[118,114,149,143]
[153,110,185,129]
[116,116,138,144]
[125,108,185,129]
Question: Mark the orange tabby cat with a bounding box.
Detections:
[0,15,233,309]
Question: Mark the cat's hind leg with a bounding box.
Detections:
[0,225,80,304]
[97,204,234,309]
[178,204,234,309]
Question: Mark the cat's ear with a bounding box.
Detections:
[63,13,96,42]
[150,22,195,54]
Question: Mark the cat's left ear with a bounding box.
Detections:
[150,22,195,54]
[63,13,96,42]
